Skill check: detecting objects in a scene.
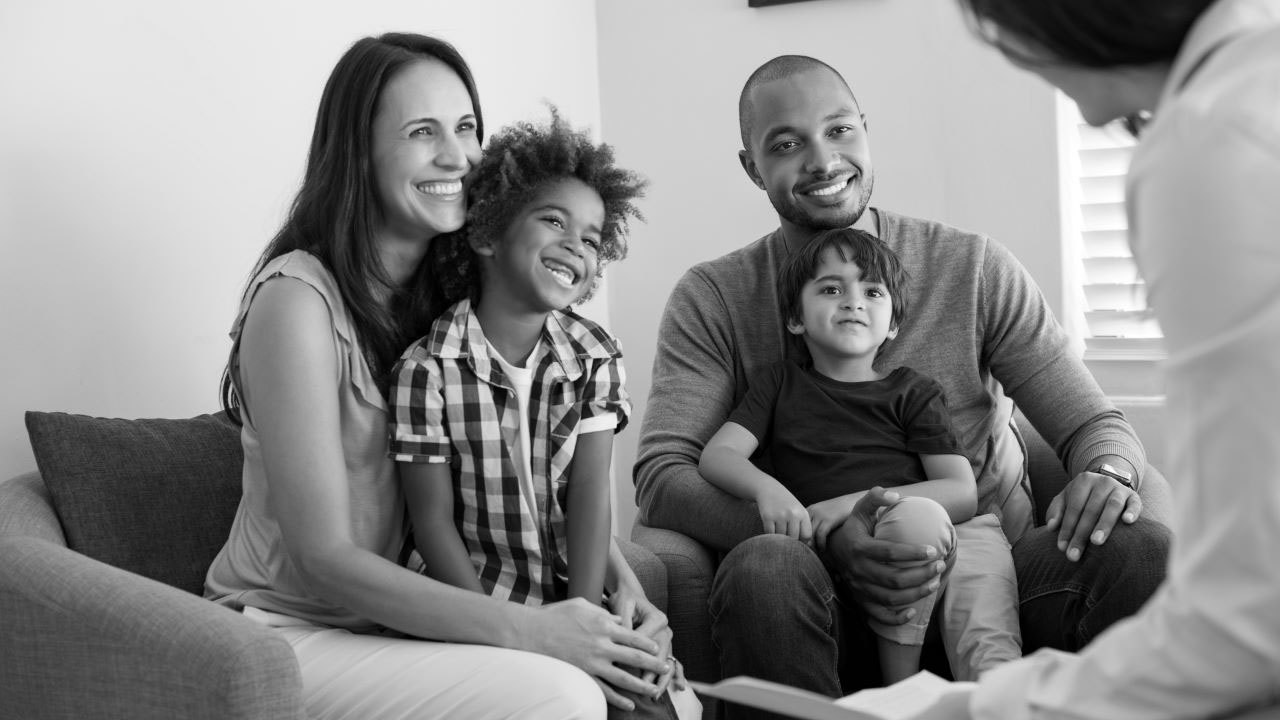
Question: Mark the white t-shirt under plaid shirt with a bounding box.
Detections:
[389,298,631,605]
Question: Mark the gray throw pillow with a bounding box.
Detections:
[24,411,243,595]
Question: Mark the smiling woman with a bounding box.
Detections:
[202,32,671,719]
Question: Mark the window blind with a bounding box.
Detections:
[1070,113,1163,343]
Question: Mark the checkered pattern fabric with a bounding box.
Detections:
[389,298,630,605]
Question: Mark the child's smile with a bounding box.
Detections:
[477,177,605,315]
[543,258,580,287]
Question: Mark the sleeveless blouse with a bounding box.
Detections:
[205,250,403,631]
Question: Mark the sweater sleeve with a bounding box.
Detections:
[979,240,1146,481]
[633,268,763,552]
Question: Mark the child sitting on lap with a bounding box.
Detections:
[699,227,1021,683]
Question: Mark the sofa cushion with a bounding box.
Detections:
[24,411,243,595]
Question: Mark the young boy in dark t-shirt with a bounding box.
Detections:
[699,228,1020,683]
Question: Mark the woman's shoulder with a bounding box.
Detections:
[252,250,338,298]
[234,250,352,344]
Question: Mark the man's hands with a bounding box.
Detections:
[824,487,948,625]
[1045,466,1143,562]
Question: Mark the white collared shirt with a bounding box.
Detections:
[972,0,1280,717]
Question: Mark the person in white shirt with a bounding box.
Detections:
[945,0,1280,717]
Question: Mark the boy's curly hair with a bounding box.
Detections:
[430,107,646,304]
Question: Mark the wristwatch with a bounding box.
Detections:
[1092,463,1137,491]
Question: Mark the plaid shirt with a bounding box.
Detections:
[389,298,630,605]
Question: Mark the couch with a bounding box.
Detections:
[0,410,669,720]
[631,413,1175,687]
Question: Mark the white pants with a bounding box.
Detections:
[942,512,1023,681]
[869,499,1023,681]
[246,608,605,720]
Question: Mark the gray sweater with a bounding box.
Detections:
[633,209,1144,548]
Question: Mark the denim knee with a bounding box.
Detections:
[711,535,832,614]
[1015,515,1170,651]
[709,535,845,700]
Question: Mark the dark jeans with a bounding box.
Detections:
[708,518,1170,720]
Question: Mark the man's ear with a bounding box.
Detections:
[469,233,496,257]
[786,317,805,335]
[739,150,766,190]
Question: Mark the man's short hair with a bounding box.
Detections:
[738,55,859,151]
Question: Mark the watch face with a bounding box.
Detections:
[1095,464,1134,488]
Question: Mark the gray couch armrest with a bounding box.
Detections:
[0,471,66,544]
[630,523,718,683]
[615,534,669,613]
[0,535,304,720]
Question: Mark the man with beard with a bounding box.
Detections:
[633,55,1171,719]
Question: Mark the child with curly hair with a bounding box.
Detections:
[390,110,695,718]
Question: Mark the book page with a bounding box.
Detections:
[690,678,881,720]
[835,671,975,720]
[691,671,975,720]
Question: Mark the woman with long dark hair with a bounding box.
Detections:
[205,33,674,718]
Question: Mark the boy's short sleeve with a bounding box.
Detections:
[387,348,453,463]
[579,353,631,435]
[726,362,784,444]
[902,375,963,457]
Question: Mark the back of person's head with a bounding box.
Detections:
[223,33,482,418]
[956,0,1216,67]
[778,228,908,331]
[432,106,646,305]
[738,55,857,151]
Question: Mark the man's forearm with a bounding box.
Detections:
[1064,411,1148,484]
[634,455,761,553]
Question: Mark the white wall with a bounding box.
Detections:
[2,0,1076,540]
[596,0,1065,535]
[0,0,605,481]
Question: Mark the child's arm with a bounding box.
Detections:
[915,452,979,523]
[566,429,613,604]
[401,462,485,594]
[808,453,978,549]
[700,422,812,542]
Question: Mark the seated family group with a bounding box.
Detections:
[203,32,1171,720]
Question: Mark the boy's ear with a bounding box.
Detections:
[468,233,496,257]
[786,317,805,335]
[739,150,766,191]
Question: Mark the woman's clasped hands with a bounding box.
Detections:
[518,591,686,712]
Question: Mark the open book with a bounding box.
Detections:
[690,670,975,720]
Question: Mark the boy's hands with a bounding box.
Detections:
[807,495,858,551]
[756,483,813,543]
